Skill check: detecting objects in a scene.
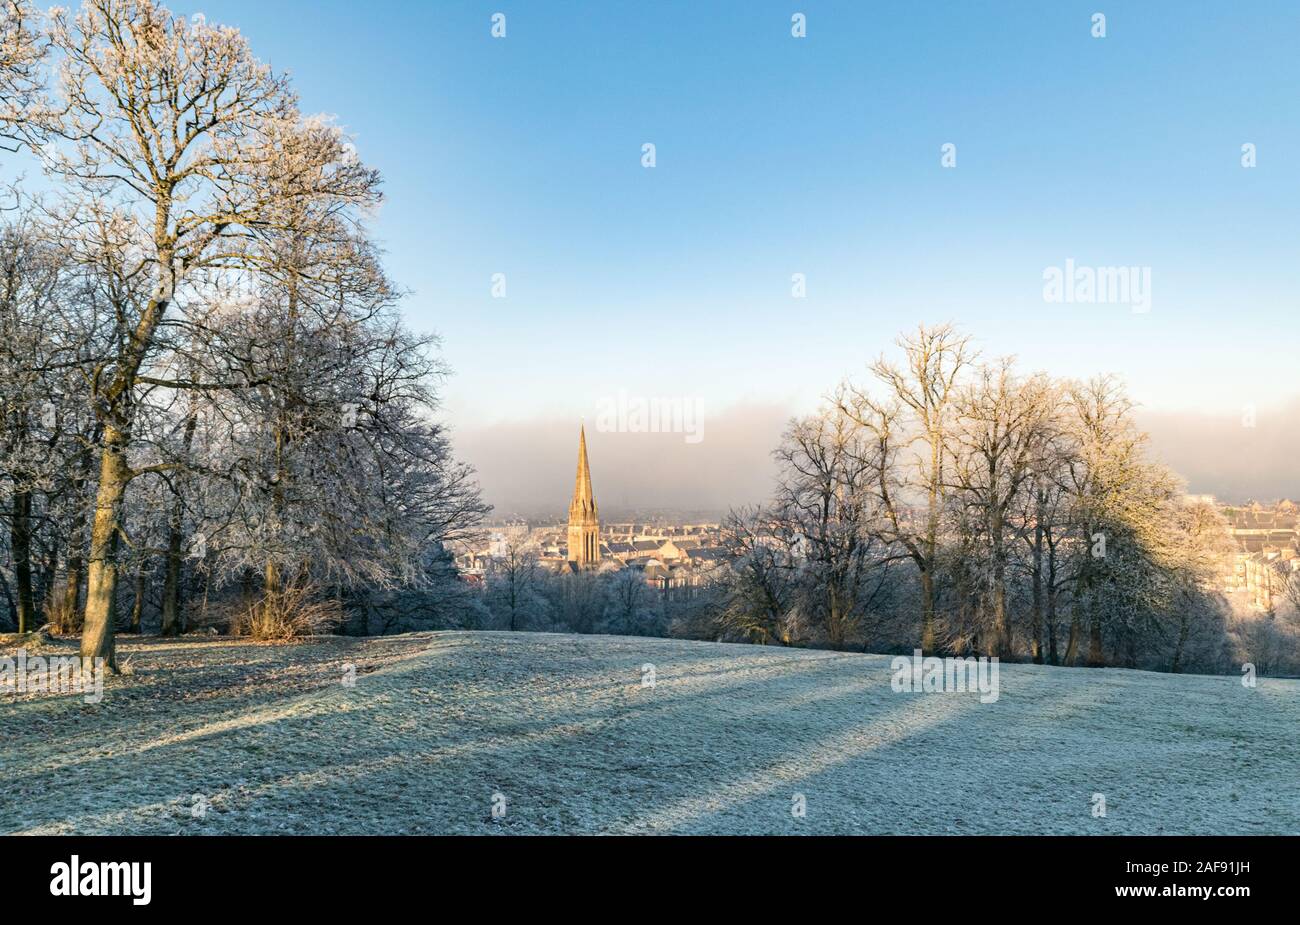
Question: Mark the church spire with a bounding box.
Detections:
[572,424,595,513]
[567,425,600,566]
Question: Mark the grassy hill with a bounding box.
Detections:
[2,631,1295,834]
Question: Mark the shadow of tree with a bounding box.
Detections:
[6,632,1297,835]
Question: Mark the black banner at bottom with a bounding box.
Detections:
[2,834,1284,911]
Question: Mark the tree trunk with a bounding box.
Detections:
[11,485,34,633]
[1087,610,1104,667]
[0,568,17,630]
[991,557,1010,658]
[160,413,196,636]
[1171,610,1189,673]
[59,448,92,631]
[1046,545,1059,666]
[1046,584,1059,666]
[79,428,132,672]
[129,567,146,633]
[919,568,936,655]
[78,226,175,667]
[1064,610,1080,666]
[1030,510,1044,664]
[37,541,58,622]
[159,542,182,634]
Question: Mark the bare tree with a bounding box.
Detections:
[0,0,42,159]
[839,322,974,653]
[947,362,1057,657]
[718,505,799,645]
[2,0,381,667]
[0,219,75,631]
[1057,377,1184,666]
[774,406,895,650]
[488,539,544,632]
[1019,437,1072,664]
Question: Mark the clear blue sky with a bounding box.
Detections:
[178,0,1297,434]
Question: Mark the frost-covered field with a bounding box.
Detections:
[2,631,1296,835]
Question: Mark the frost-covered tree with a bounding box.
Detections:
[484,539,548,631]
[947,362,1057,657]
[838,323,974,653]
[1,0,384,666]
[1055,377,1180,665]
[717,506,799,645]
[731,327,1254,671]
[0,0,487,654]
[1018,429,1074,664]
[0,0,42,160]
[0,221,61,630]
[772,405,897,650]
[0,217,109,633]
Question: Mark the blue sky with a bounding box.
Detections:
[174,0,1299,430]
[100,1,1300,507]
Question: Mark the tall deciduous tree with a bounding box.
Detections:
[0,0,42,159]
[718,506,799,645]
[948,362,1057,657]
[839,323,973,653]
[773,405,895,650]
[3,0,380,666]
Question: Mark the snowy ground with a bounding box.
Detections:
[2,631,1295,835]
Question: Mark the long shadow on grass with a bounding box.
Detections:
[12,645,1071,834]
[10,641,933,832]
[18,639,1297,834]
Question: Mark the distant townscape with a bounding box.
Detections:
[1221,499,1300,612]
[461,494,1300,614]
[456,427,725,592]
[451,425,1300,677]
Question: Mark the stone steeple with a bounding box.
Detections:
[567,425,600,567]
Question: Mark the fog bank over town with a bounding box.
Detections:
[1139,398,1300,504]
[456,398,1299,517]
[455,402,788,518]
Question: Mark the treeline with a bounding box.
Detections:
[469,324,1298,676]
[714,324,1298,673]
[0,0,486,665]
[469,547,712,639]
